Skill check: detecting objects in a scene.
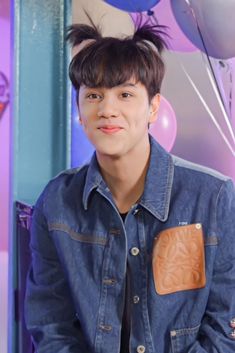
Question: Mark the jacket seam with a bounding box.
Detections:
[215,180,227,242]
[48,223,107,245]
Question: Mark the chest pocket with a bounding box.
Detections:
[170,324,200,353]
[152,223,206,295]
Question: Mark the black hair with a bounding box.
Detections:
[66,20,168,100]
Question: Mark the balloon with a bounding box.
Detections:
[0,72,9,119]
[171,0,235,59]
[74,0,134,38]
[104,0,160,13]
[149,96,177,152]
[0,18,10,120]
[131,0,197,53]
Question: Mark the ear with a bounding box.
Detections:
[149,93,161,124]
[77,105,82,124]
[77,101,83,125]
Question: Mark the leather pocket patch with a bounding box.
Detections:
[152,224,206,295]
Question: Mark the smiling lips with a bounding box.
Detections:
[99,126,123,134]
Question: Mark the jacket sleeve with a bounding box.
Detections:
[24,194,90,353]
[188,179,235,353]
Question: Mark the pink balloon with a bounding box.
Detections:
[149,96,177,152]
[130,0,197,53]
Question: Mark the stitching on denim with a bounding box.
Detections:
[205,236,218,246]
[48,223,107,245]
[215,180,227,236]
[99,324,112,332]
[172,323,200,336]
[164,155,174,219]
[109,228,121,235]
[170,331,178,353]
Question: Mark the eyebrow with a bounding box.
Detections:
[81,82,137,91]
[118,82,137,88]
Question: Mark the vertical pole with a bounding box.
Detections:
[9,1,71,352]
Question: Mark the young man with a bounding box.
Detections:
[25,23,235,353]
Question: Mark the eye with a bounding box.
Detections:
[86,93,102,100]
[121,92,132,98]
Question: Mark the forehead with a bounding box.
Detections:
[79,79,146,92]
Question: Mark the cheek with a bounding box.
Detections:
[78,113,88,129]
[80,105,97,121]
[78,108,91,127]
[81,119,88,129]
[132,109,151,128]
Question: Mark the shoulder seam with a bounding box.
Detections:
[51,164,89,180]
[172,155,230,181]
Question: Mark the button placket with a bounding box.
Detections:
[126,206,152,353]
[94,212,126,353]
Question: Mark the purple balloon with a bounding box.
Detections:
[149,96,177,152]
[131,0,197,52]
[171,0,235,59]
[104,0,160,13]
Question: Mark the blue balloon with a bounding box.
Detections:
[171,0,235,59]
[104,0,160,13]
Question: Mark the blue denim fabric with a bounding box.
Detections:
[25,136,235,353]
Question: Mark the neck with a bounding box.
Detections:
[96,140,151,213]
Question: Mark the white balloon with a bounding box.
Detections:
[72,0,135,37]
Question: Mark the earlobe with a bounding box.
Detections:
[149,94,161,123]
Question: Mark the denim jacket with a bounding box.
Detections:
[25,136,235,353]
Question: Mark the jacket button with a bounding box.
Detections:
[133,208,140,215]
[137,345,145,353]
[133,295,140,304]
[130,247,140,256]
[230,318,235,328]
[230,329,235,339]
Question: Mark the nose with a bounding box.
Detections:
[97,96,119,119]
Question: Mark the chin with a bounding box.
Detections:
[98,149,123,158]
[94,141,125,157]
[95,145,124,158]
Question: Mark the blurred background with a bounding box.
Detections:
[0,0,234,352]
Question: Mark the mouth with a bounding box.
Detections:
[98,126,123,134]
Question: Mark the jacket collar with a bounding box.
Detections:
[82,153,104,210]
[82,135,174,221]
[139,136,174,221]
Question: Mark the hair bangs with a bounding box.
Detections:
[70,40,157,91]
[69,29,165,100]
